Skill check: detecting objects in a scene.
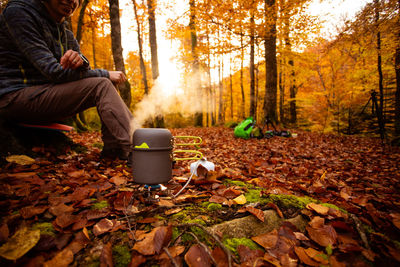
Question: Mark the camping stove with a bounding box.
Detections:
[131,128,209,185]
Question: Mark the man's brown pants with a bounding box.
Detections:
[0,77,133,152]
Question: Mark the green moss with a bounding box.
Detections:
[320,203,348,214]
[394,240,400,249]
[207,203,222,211]
[245,189,269,204]
[112,245,131,267]
[32,222,56,236]
[268,194,316,209]
[91,200,108,210]
[224,179,251,188]
[92,142,103,149]
[154,214,165,220]
[325,245,333,256]
[223,238,262,255]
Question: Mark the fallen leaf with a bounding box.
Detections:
[211,247,228,267]
[294,247,319,266]
[43,249,74,267]
[6,155,36,165]
[268,202,284,218]
[20,205,48,219]
[133,226,172,255]
[0,227,40,260]
[49,203,74,217]
[165,208,183,215]
[252,229,278,249]
[304,247,329,264]
[306,203,329,215]
[184,244,212,267]
[246,206,264,222]
[233,194,247,205]
[158,199,175,207]
[209,195,228,204]
[157,246,185,260]
[93,218,114,236]
[100,242,113,267]
[110,175,127,186]
[306,223,337,247]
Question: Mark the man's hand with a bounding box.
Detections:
[60,50,83,70]
[109,71,127,84]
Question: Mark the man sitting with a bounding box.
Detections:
[0,0,133,160]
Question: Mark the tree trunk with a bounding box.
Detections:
[218,56,224,123]
[132,0,149,95]
[279,59,284,123]
[108,0,132,107]
[394,0,400,136]
[263,0,278,123]
[249,12,256,118]
[190,0,203,126]
[147,0,164,127]
[289,59,297,124]
[230,55,233,120]
[148,0,159,80]
[240,26,245,119]
[76,0,89,44]
[374,0,385,130]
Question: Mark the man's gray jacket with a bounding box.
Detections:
[0,0,109,98]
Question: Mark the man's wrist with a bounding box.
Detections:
[79,54,90,68]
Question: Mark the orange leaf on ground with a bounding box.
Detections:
[20,205,47,219]
[184,244,212,267]
[211,247,228,267]
[49,203,74,217]
[246,206,264,222]
[93,218,114,236]
[251,229,278,250]
[306,223,337,247]
[306,203,329,215]
[157,246,185,260]
[133,226,172,255]
[208,195,228,204]
[110,175,127,186]
[294,247,319,266]
[100,242,113,267]
[55,213,78,229]
[268,202,284,218]
[304,247,329,264]
[43,249,74,267]
[129,252,147,267]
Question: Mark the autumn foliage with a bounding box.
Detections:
[0,127,399,266]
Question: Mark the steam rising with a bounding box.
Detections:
[130,72,203,133]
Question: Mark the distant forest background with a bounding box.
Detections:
[1,0,399,141]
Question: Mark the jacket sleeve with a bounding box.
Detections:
[2,6,109,83]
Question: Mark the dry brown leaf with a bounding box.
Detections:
[100,242,113,267]
[133,226,172,255]
[306,203,329,215]
[294,247,319,266]
[304,247,329,264]
[184,244,212,267]
[251,229,278,250]
[306,223,337,247]
[110,175,127,186]
[93,218,114,236]
[246,206,264,222]
[43,249,74,267]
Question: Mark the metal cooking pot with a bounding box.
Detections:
[131,128,203,185]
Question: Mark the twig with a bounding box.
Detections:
[176,223,238,267]
[350,214,370,249]
[163,247,179,267]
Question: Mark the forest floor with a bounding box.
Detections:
[0,127,400,266]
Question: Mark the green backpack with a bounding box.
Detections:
[234,117,255,139]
